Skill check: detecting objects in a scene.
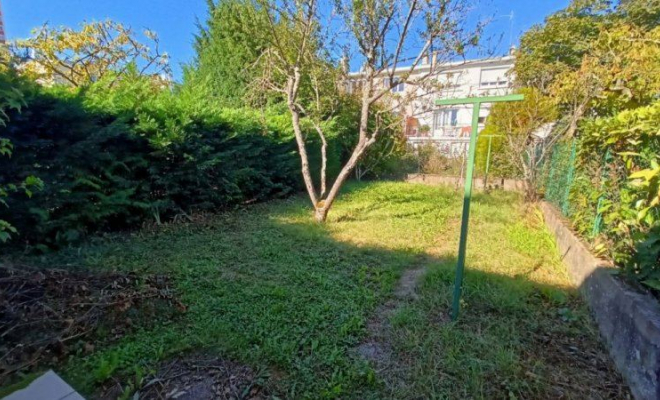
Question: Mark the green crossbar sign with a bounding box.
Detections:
[434,94,524,321]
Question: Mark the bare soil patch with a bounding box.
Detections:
[0,264,185,386]
[101,355,267,400]
[356,259,427,370]
[523,302,630,399]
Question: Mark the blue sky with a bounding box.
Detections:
[3,0,570,81]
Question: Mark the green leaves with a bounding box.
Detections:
[524,1,660,290]
[186,0,273,106]
[568,100,660,289]
[629,167,660,182]
[0,73,308,249]
[0,73,41,245]
[0,138,12,157]
[0,220,18,243]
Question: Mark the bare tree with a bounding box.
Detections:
[487,88,560,200]
[252,0,483,222]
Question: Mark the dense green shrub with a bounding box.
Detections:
[475,132,519,179]
[0,65,371,250]
[514,0,660,291]
[0,66,44,242]
[571,101,660,288]
[0,75,309,249]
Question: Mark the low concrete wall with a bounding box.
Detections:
[406,173,524,191]
[541,202,660,400]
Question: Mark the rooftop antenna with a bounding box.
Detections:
[0,0,6,44]
[507,11,514,49]
[495,11,515,52]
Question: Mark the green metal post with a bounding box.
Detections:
[484,135,493,189]
[546,146,558,203]
[591,148,612,237]
[562,139,578,216]
[451,101,481,320]
[436,94,524,321]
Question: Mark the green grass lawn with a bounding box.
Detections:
[37,181,625,399]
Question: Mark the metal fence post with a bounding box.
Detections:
[484,135,493,189]
[592,148,611,237]
[562,139,578,216]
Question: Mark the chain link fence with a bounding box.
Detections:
[538,138,613,239]
[539,140,578,216]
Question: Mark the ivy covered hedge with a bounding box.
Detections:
[506,0,660,292]
[0,73,346,250]
[572,102,660,289]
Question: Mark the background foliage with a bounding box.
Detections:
[0,10,410,250]
[0,60,44,242]
[507,0,660,289]
[0,73,305,249]
[185,0,271,106]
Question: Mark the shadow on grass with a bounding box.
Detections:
[6,186,630,400]
[271,211,627,399]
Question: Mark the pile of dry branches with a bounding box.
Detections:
[0,265,185,384]
[101,355,266,400]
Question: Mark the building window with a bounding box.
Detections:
[434,109,458,129]
[479,68,509,88]
[478,116,486,124]
[392,77,405,93]
[384,77,405,93]
[440,72,461,88]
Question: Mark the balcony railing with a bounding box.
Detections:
[407,126,473,140]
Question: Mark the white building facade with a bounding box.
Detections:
[348,55,515,157]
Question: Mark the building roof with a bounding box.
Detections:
[347,55,514,78]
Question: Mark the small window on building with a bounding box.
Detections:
[388,77,405,93]
[479,68,509,88]
[478,116,486,124]
[434,108,459,128]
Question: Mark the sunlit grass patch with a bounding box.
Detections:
[21,181,625,399]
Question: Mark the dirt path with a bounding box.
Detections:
[356,260,427,378]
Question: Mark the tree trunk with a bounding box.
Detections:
[313,140,370,222]
[523,149,539,202]
[314,206,329,223]
[524,179,538,202]
[311,71,375,223]
[289,104,319,206]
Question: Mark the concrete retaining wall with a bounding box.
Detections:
[406,173,524,191]
[541,201,660,400]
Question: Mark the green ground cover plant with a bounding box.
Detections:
[14,182,626,399]
[485,0,660,291]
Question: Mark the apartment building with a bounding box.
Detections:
[348,53,515,157]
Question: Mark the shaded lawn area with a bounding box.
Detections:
[25,181,626,399]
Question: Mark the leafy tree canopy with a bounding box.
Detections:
[13,20,170,88]
[515,0,612,90]
[185,0,273,106]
